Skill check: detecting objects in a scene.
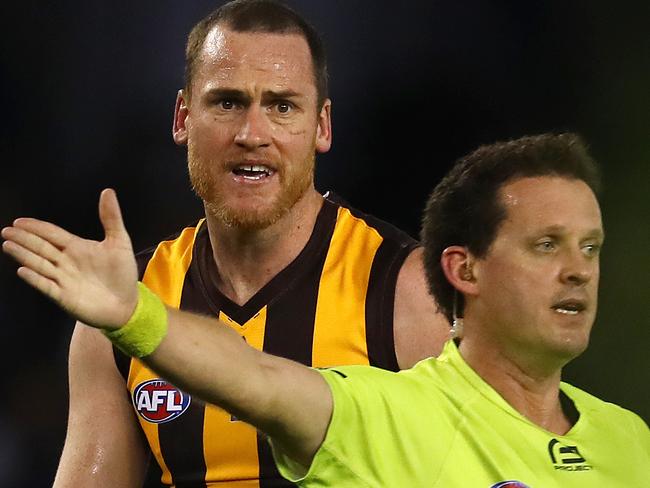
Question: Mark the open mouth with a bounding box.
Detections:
[551,300,586,316]
[232,164,276,181]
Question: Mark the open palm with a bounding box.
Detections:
[2,189,139,329]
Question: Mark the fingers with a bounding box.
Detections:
[2,238,60,282]
[2,221,73,288]
[8,218,75,250]
[1,225,63,265]
[16,266,61,302]
[99,189,129,241]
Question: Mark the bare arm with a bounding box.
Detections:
[53,323,148,487]
[1,189,332,468]
[394,247,450,369]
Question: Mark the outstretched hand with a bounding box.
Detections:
[2,189,139,330]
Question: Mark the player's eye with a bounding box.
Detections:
[276,102,293,114]
[219,100,235,110]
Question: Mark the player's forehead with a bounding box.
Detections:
[195,24,315,85]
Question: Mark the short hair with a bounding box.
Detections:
[185,0,328,108]
[421,132,601,322]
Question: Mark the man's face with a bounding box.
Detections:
[176,26,331,229]
[471,176,604,366]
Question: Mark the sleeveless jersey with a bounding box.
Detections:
[114,193,418,487]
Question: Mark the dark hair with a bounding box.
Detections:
[421,132,601,322]
[185,0,328,108]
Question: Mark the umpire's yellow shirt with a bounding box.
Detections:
[273,341,650,487]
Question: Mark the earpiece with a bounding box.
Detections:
[461,260,474,281]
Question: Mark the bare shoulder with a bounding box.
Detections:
[53,323,147,487]
[393,247,450,369]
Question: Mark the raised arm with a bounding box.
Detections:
[2,189,332,467]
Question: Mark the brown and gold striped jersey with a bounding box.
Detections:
[114,193,418,487]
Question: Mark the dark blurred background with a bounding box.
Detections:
[1,1,648,485]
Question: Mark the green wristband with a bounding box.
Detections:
[103,282,168,358]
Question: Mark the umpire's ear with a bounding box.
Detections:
[173,89,189,146]
[440,246,478,297]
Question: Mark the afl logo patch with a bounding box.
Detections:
[132,379,191,423]
[490,482,530,488]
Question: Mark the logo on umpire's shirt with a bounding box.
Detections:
[490,482,530,488]
[548,438,592,471]
[133,379,191,423]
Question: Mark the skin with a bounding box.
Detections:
[174,26,332,304]
[6,25,447,487]
[53,325,148,487]
[0,175,605,471]
[1,189,332,467]
[177,26,329,233]
[170,27,449,367]
[441,176,604,434]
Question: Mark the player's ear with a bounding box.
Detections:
[315,98,332,154]
[440,246,478,297]
[173,89,189,146]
